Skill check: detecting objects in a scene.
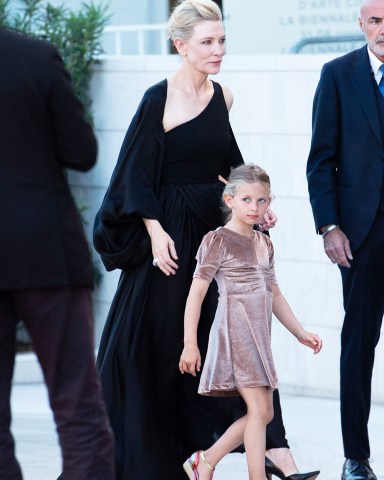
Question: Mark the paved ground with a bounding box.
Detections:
[10,383,384,479]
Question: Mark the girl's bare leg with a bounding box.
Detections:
[193,387,273,480]
[239,387,273,479]
[193,415,247,480]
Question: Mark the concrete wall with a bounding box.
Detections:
[68,54,384,402]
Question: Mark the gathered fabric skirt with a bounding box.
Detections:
[97,182,246,480]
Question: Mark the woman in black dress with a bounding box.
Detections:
[93,1,319,479]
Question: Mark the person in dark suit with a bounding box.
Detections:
[307,1,384,479]
[0,28,115,479]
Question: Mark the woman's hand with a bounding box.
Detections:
[179,343,201,377]
[143,219,178,276]
[296,328,323,355]
[218,174,228,185]
[258,207,277,231]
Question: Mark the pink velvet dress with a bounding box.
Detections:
[194,226,279,397]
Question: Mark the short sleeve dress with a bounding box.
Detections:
[194,226,279,397]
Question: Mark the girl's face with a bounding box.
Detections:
[225,182,271,228]
[176,20,226,75]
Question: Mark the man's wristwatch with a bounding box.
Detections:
[321,224,339,238]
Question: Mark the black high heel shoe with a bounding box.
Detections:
[265,456,320,480]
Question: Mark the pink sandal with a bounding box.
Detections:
[183,450,215,479]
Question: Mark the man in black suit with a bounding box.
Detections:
[0,28,115,479]
[307,0,384,479]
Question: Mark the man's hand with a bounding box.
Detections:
[323,228,353,267]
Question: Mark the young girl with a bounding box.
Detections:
[179,164,322,480]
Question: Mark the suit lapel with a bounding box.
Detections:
[347,46,382,146]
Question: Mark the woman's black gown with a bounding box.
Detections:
[95,80,246,479]
[95,80,288,480]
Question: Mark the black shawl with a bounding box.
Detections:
[93,80,168,270]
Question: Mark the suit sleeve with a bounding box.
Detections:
[49,49,97,171]
[306,63,341,232]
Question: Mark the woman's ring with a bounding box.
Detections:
[152,257,160,267]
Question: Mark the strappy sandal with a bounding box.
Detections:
[183,450,215,479]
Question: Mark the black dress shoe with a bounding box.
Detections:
[341,459,377,480]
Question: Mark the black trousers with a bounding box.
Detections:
[0,287,115,480]
[339,211,384,459]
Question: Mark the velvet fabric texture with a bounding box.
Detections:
[195,227,278,397]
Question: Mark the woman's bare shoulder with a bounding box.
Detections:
[220,84,234,112]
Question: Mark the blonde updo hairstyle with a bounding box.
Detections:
[222,164,272,222]
[166,0,222,43]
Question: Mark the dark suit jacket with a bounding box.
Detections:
[0,29,97,289]
[307,46,384,253]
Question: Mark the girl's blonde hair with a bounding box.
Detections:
[166,0,222,42]
[222,164,271,222]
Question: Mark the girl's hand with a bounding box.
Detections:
[179,343,201,377]
[258,208,277,231]
[144,219,178,276]
[296,329,323,354]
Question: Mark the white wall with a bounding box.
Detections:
[9,0,365,54]
[223,0,363,54]
[68,54,384,402]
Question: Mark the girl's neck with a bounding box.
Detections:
[224,220,254,238]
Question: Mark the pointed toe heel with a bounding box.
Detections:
[288,472,320,480]
[265,456,320,480]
